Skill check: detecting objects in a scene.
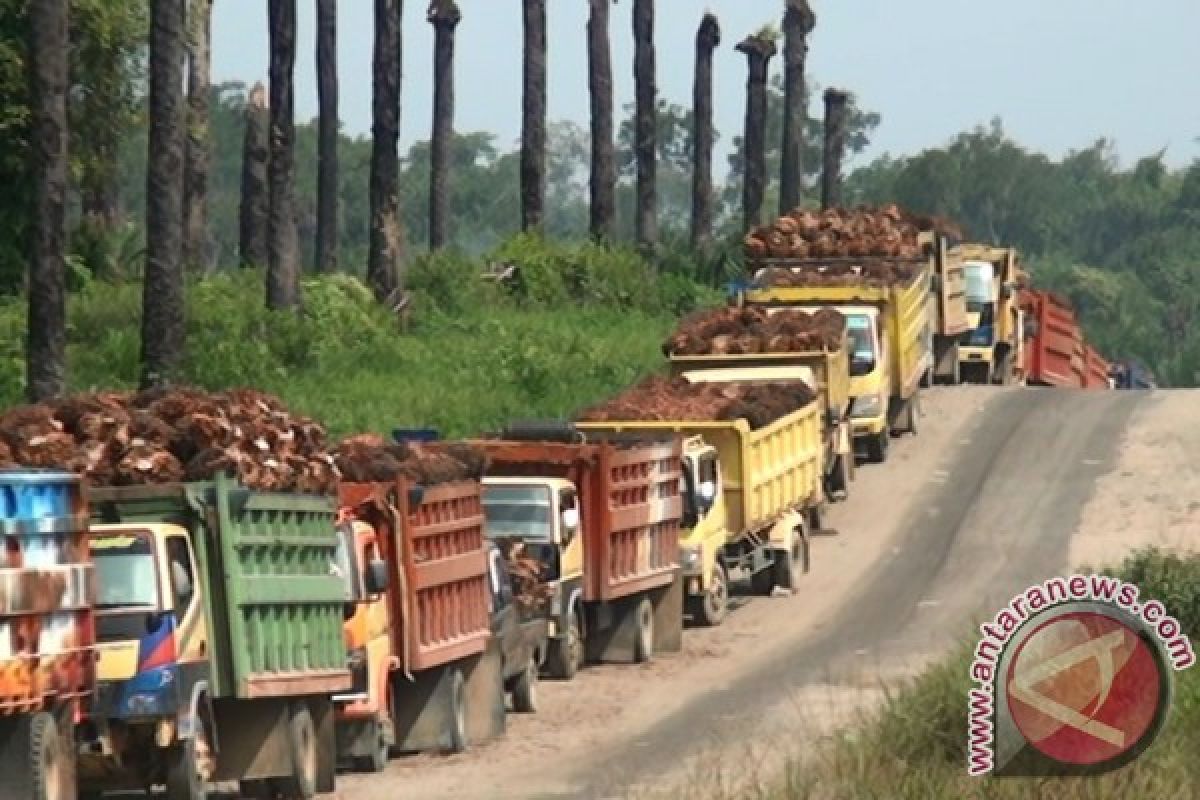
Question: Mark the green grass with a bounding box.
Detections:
[761,549,1200,800]
[0,241,720,437]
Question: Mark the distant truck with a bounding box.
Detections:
[742,261,932,464]
[957,244,1024,384]
[334,477,503,772]
[1019,289,1084,389]
[1110,360,1157,390]
[923,232,971,385]
[577,398,828,626]
[81,474,349,799]
[476,429,683,679]
[485,541,549,712]
[0,470,95,800]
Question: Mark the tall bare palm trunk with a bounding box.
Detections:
[587,0,615,241]
[690,13,719,251]
[822,88,849,210]
[315,0,339,272]
[738,33,777,232]
[428,0,460,251]
[239,83,269,268]
[184,0,213,272]
[141,0,187,389]
[368,0,403,301]
[632,0,656,248]
[267,0,300,310]
[27,0,69,401]
[520,0,546,232]
[780,0,815,213]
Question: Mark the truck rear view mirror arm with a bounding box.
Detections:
[365,559,390,595]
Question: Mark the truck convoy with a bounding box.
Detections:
[577,383,828,626]
[0,470,95,800]
[957,244,1025,385]
[83,474,349,799]
[476,429,683,678]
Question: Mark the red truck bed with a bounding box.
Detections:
[1083,345,1110,389]
[1021,289,1084,388]
[339,479,490,672]
[475,438,682,604]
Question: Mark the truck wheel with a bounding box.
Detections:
[272,703,318,799]
[511,655,539,713]
[632,597,654,663]
[165,707,215,800]
[865,431,889,464]
[352,716,389,774]
[446,668,468,754]
[772,546,797,592]
[693,564,728,627]
[2,712,72,800]
[546,608,582,680]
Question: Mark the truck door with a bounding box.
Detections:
[164,534,206,666]
[556,488,583,582]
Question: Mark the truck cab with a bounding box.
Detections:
[677,436,728,626]
[485,543,549,714]
[959,250,1023,384]
[481,478,583,680]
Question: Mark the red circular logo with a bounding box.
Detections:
[1005,610,1163,766]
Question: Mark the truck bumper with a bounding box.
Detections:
[851,414,887,438]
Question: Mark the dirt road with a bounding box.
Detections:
[335,387,1155,800]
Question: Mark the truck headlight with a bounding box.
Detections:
[851,394,884,419]
[680,545,703,572]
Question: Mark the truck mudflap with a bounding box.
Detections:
[207,695,336,785]
[583,574,683,664]
[389,645,506,755]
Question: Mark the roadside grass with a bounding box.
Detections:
[756,549,1200,800]
[0,245,720,436]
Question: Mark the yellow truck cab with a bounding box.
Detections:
[482,477,584,678]
[957,245,1023,384]
[677,436,728,625]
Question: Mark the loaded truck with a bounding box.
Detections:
[956,244,1025,384]
[334,476,505,771]
[742,262,932,464]
[80,474,349,800]
[577,397,828,627]
[0,470,95,800]
[475,429,683,679]
[485,541,550,712]
[1019,289,1084,389]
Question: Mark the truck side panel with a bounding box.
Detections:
[932,235,970,337]
[1024,290,1083,388]
[891,269,933,399]
[0,471,95,714]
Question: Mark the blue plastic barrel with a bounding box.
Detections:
[0,469,80,521]
[392,428,441,444]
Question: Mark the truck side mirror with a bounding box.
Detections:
[560,507,580,544]
[697,481,716,514]
[365,559,390,595]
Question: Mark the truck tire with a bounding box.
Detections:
[545,608,583,680]
[164,734,208,800]
[0,712,72,800]
[271,703,318,799]
[446,668,468,754]
[632,596,654,663]
[352,716,389,774]
[691,564,728,627]
[511,655,539,713]
[865,431,889,464]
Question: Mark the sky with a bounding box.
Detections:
[211,1,1200,171]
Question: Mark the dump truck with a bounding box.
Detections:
[0,470,95,800]
[1019,289,1084,388]
[665,328,854,502]
[577,397,826,626]
[80,474,349,799]
[475,430,683,679]
[742,262,932,464]
[957,244,1025,384]
[484,541,550,712]
[334,477,504,772]
[1110,360,1157,390]
[922,232,971,385]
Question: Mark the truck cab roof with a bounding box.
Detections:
[483,476,576,493]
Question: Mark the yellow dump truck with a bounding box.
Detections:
[956,243,1024,384]
[742,262,932,464]
[923,232,971,384]
[665,333,854,501]
[577,400,826,627]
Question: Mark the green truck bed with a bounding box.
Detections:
[90,474,349,699]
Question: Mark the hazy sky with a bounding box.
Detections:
[212,1,1200,170]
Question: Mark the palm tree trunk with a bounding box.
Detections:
[27,0,69,401]
[780,0,815,214]
[738,33,777,232]
[184,0,213,272]
[315,0,339,272]
[428,0,460,251]
[632,0,656,248]
[520,0,546,233]
[267,0,300,309]
[587,0,615,241]
[821,88,849,210]
[368,0,402,301]
[141,0,187,389]
[239,82,269,268]
[690,13,719,251]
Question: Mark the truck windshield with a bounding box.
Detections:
[483,485,553,540]
[846,314,876,377]
[91,533,160,609]
[965,262,995,309]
